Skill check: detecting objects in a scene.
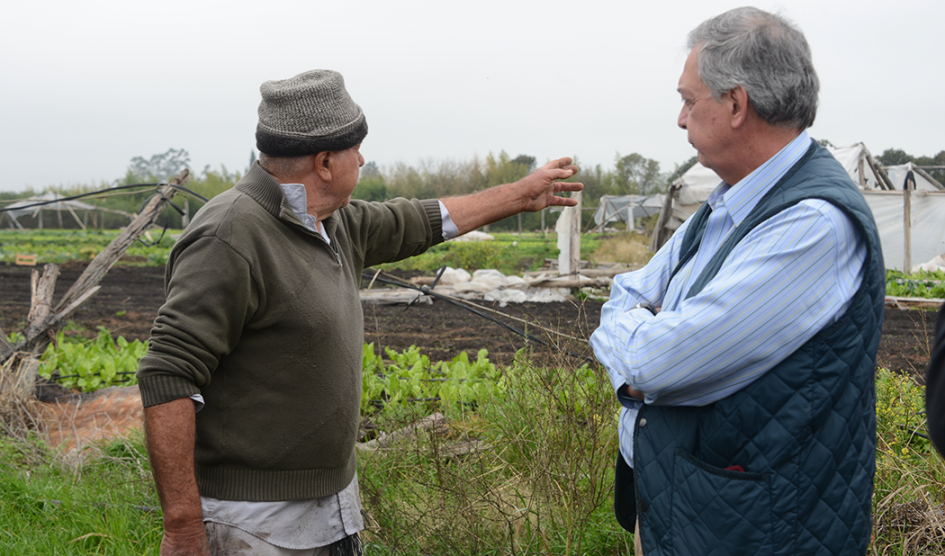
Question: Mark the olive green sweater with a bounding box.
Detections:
[137,162,443,501]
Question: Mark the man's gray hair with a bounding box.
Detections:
[687,7,819,130]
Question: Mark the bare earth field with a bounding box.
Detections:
[1,262,939,452]
[0,262,938,379]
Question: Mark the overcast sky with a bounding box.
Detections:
[1,0,939,193]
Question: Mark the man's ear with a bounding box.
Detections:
[728,85,750,129]
[315,151,333,182]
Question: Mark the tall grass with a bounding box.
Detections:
[0,429,162,554]
[358,347,629,556]
[0,360,941,555]
[872,368,945,555]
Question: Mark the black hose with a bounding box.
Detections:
[362,269,595,363]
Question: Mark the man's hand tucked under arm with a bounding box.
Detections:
[620,384,645,400]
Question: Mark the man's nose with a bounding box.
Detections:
[677,105,688,130]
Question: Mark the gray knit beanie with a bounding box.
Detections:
[256,70,368,157]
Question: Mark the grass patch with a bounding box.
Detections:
[377,232,652,275]
[2,344,941,554]
[0,229,178,267]
[587,233,653,267]
[0,430,162,554]
[872,368,945,554]
[358,348,626,556]
[1,229,655,276]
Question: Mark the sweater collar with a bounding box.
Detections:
[236,161,311,229]
[236,161,345,239]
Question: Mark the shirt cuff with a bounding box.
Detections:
[190,393,205,413]
[438,200,459,241]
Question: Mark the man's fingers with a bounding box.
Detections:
[554,181,584,192]
[550,197,579,207]
[543,156,574,169]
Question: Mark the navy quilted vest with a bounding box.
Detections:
[634,142,884,556]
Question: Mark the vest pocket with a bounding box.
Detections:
[670,448,773,555]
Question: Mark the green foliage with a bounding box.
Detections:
[377,232,610,275]
[359,353,623,556]
[0,229,176,266]
[886,269,945,299]
[127,148,191,182]
[877,148,913,167]
[871,368,945,553]
[0,434,162,554]
[352,174,390,202]
[361,345,505,418]
[876,148,945,184]
[1,341,942,554]
[666,155,699,185]
[614,152,662,195]
[875,368,931,457]
[38,327,147,392]
[375,233,552,275]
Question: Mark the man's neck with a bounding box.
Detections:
[718,125,803,186]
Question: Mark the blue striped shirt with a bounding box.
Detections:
[589,132,867,466]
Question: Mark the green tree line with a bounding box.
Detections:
[0,149,243,230]
[876,148,945,184]
[8,144,937,233]
[2,148,688,232]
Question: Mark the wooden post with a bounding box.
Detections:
[1,169,191,398]
[66,204,85,230]
[651,183,679,252]
[866,152,895,190]
[541,208,546,236]
[569,191,582,276]
[555,194,582,275]
[55,169,190,313]
[903,171,915,272]
[183,198,190,228]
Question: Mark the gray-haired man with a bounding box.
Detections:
[590,7,884,555]
[137,70,582,556]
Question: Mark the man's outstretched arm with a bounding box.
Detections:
[441,157,582,235]
[144,398,212,556]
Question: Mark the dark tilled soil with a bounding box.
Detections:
[0,263,939,378]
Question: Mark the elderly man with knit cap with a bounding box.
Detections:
[136,70,582,556]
